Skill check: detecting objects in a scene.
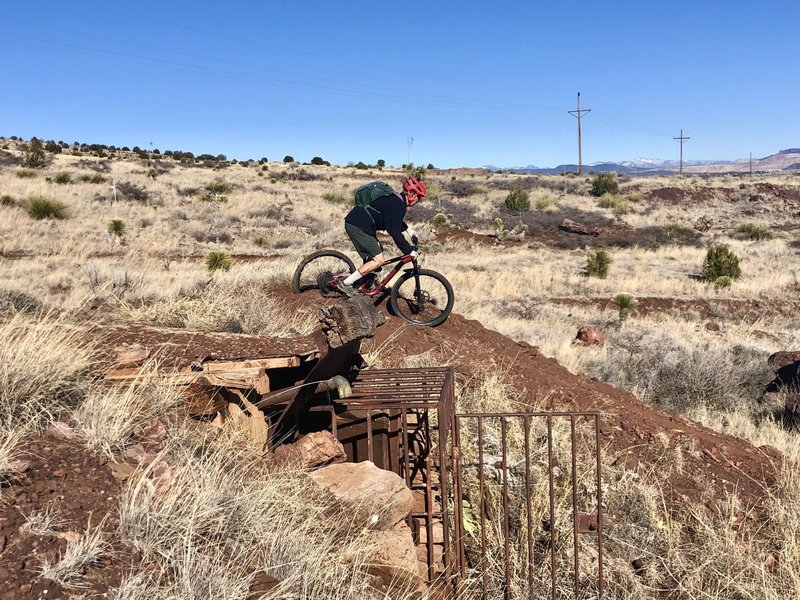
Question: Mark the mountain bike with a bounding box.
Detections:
[292,240,454,327]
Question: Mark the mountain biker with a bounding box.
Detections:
[337,177,427,298]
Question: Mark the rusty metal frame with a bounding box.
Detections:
[454,412,604,600]
[305,367,604,599]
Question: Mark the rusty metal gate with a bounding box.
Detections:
[452,412,604,599]
[306,367,604,599]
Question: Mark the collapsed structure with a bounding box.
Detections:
[103,297,605,599]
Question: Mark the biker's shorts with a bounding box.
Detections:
[345,222,383,262]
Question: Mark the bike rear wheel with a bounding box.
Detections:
[389,268,454,327]
[292,250,356,294]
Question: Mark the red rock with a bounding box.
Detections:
[52,469,67,478]
[364,521,426,595]
[271,431,346,470]
[44,422,76,440]
[309,461,414,530]
[574,325,605,347]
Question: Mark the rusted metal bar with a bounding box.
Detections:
[524,415,533,598]
[501,416,511,600]
[571,415,579,597]
[547,415,556,600]
[425,454,435,583]
[596,414,605,600]
[478,416,487,598]
[366,408,373,462]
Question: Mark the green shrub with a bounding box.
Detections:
[22,138,46,168]
[16,169,37,179]
[0,194,14,207]
[53,172,72,184]
[108,219,126,238]
[322,191,348,204]
[78,173,107,184]
[253,237,268,247]
[431,213,448,227]
[504,187,530,212]
[735,223,774,241]
[586,249,612,278]
[590,173,619,197]
[25,194,68,220]
[205,180,233,196]
[612,293,637,321]
[206,251,232,273]
[702,243,741,283]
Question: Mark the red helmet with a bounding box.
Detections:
[402,177,427,198]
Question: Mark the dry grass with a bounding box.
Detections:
[0,312,95,430]
[118,428,418,599]
[73,364,183,456]
[39,523,109,589]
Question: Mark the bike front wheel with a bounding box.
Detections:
[389,268,454,327]
[292,250,356,294]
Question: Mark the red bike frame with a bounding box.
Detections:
[355,254,416,297]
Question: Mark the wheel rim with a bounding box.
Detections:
[297,255,352,293]
[393,273,450,324]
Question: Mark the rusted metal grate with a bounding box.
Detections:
[307,367,458,587]
[453,412,604,599]
[306,368,604,599]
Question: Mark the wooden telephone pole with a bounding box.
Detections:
[568,92,591,175]
[673,129,690,175]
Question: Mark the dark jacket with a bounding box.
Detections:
[344,192,412,255]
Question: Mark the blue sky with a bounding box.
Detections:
[1,1,798,168]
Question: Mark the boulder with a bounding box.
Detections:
[271,431,347,470]
[364,521,426,596]
[573,325,605,347]
[309,460,414,530]
[560,218,600,236]
[320,296,385,348]
[764,351,800,394]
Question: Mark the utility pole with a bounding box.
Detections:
[673,129,690,175]
[568,92,591,175]
[749,152,753,177]
[407,137,414,165]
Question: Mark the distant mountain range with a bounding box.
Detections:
[488,148,800,175]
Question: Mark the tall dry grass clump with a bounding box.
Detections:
[122,278,316,337]
[0,312,94,432]
[73,364,183,456]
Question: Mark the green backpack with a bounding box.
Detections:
[354,181,395,212]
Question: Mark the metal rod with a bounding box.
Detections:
[478,417,487,597]
[571,415,580,597]
[524,415,533,598]
[596,414,605,600]
[501,417,511,600]
[366,408,373,463]
[548,415,556,600]
[425,454,435,583]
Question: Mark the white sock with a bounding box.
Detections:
[344,271,361,285]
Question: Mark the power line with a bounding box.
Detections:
[673,129,690,175]
[568,92,591,175]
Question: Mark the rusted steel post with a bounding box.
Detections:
[425,454,435,583]
[501,416,511,600]
[596,414,605,600]
[547,415,556,600]
[366,408,373,462]
[571,415,580,597]
[478,417,487,598]
[524,415,534,597]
